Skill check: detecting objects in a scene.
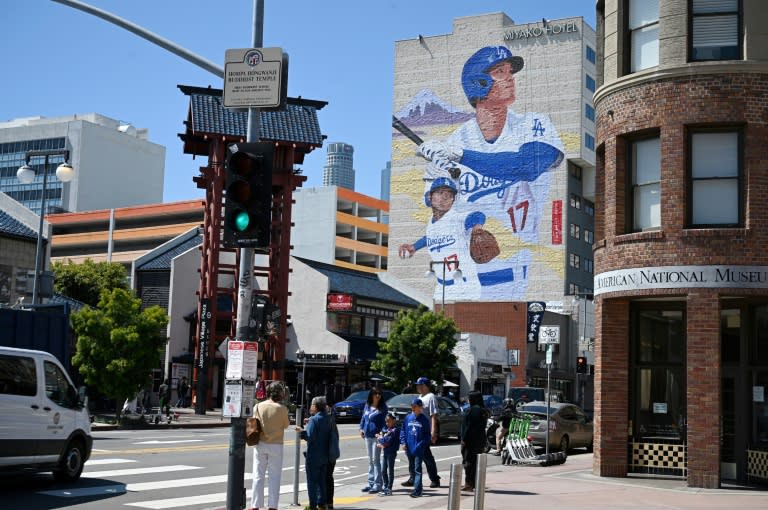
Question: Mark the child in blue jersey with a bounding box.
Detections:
[376,412,400,496]
[399,398,431,498]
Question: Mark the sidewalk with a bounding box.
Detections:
[325,453,768,510]
[91,410,768,509]
[91,406,232,431]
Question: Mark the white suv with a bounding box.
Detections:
[0,346,93,481]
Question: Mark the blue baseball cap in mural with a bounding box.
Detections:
[415,376,430,386]
[411,398,424,407]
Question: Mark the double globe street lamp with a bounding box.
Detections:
[17,150,75,305]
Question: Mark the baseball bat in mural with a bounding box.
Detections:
[392,115,461,179]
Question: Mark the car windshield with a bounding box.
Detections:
[386,394,419,406]
[343,390,371,402]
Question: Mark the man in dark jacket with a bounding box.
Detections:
[460,391,488,491]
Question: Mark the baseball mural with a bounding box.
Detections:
[390,18,587,303]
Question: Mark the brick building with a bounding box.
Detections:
[593,0,768,487]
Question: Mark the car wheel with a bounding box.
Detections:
[53,439,85,482]
[558,435,569,454]
[514,399,525,412]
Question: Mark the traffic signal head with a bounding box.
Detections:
[223,142,274,248]
[576,356,588,374]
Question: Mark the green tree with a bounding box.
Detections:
[52,259,129,307]
[371,305,459,392]
[71,288,168,422]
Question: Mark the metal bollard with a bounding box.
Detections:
[473,453,487,510]
[291,408,303,506]
[446,463,463,510]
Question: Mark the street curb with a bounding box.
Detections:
[92,421,232,431]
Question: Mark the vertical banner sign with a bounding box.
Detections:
[527,301,546,343]
[551,200,563,245]
[198,298,211,371]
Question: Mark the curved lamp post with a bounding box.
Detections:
[17,150,74,305]
[426,260,462,312]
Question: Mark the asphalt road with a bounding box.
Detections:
[1,423,468,510]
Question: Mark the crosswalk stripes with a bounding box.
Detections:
[37,457,307,509]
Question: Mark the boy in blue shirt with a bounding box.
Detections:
[377,412,400,496]
[399,398,431,498]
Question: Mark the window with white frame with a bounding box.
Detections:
[629,0,659,72]
[631,136,661,231]
[692,0,740,61]
[690,130,740,226]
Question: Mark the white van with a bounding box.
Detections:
[0,346,92,481]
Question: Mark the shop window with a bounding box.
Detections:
[628,0,659,72]
[630,135,661,231]
[364,317,375,337]
[377,318,392,339]
[631,306,686,442]
[689,129,741,227]
[691,0,740,61]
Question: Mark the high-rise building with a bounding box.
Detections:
[0,113,165,215]
[380,161,391,224]
[593,0,768,487]
[386,12,597,404]
[321,142,355,190]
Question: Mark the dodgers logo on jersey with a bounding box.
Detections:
[458,172,514,203]
[427,234,457,252]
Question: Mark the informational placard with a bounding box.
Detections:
[539,325,560,344]
[226,341,259,380]
[223,47,286,109]
[223,380,243,418]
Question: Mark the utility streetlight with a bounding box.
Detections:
[17,150,74,305]
[426,260,462,312]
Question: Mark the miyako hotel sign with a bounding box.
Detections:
[594,265,768,296]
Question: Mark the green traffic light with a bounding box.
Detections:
[234,211,250,232]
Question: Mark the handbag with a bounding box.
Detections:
[246,406,263,446]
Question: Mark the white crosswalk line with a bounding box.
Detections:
[126,483,307,509]
[83,465,202,478]
[85,458,137,465]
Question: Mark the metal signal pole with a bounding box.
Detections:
[226,3,263,509]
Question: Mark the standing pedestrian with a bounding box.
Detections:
[176,376,189,408]
[250,381,291,510]
[413,376,441,488]
[461,390,489,491]
[297,396,332,510]
[377,412,400,496]
[158,378,170,416]
[400,398,430,498]
[359,388,387,493]
[325,401,340,509]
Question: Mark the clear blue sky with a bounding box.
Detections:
[2,0,595,203]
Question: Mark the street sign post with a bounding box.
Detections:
[539,325,560,344]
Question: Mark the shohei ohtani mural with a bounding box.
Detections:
[393,45,568,302]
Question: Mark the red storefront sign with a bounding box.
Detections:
[326,293,354,311]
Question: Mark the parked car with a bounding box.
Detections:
[332,389,397,422]
[507,386,564,410]
[460,394,505,420]
[519,401,593,453]
[0,346,93,482]
[386,393,464,441]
